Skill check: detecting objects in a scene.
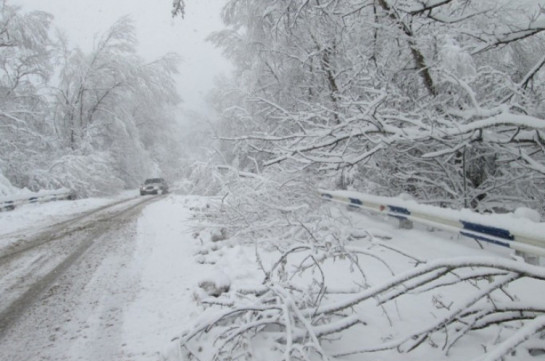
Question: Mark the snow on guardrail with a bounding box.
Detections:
[319,189,545,261]
[0,189,75,212]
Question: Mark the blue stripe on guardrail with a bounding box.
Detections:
[1,190,74,212]
[321,193,333,200]
[460,221,514,241]
[318,189,545,259]
[388,205,410,215]
[1,200,15,211]
[349,198,363,206]
[460,231,512,249]
[386,205,410,220]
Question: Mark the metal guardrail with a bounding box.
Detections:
[319,189,545,262]
[0,189,75,212]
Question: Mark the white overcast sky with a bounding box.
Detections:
[12,0,232,117]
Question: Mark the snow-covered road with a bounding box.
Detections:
[119,196,209,360]
[0,194,216,361]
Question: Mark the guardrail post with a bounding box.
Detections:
[1,189,75,212]
[398,218,413,230]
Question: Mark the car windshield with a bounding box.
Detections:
[144,178,164,184]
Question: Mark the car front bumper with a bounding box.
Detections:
[140,186,167,195]
[140,190,160,195]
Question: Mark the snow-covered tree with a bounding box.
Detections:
[0,6,184,196]
[0,2,53,188]
[207,0,545,213]
[53,17,140,152]
[36,17,183,195]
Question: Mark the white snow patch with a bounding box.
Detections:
[514,207,541,223]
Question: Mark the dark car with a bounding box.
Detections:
[140,178,169,195]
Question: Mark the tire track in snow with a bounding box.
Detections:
[0,195,163,340]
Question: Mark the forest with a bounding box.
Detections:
[3,0,545,212]
[0,3,184,197]
[184,0,545,215]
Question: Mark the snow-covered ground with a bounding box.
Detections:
[0,194,260,360]
[0,191,136,237]
[0,193,543,360]
[119,195,261,360]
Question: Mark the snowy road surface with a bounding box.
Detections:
[0,194,220,360]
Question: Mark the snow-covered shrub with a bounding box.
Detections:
[202,171,319,249]
[210,228,227,242]
[177,162,232,196]
[514,207,541,223]
[28,152,124,197]
[197,271,231,298]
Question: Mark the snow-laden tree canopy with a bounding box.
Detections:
[0,3,184,196]
[206,0,545,213]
